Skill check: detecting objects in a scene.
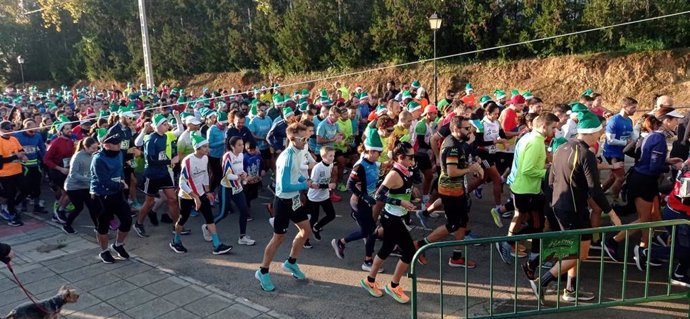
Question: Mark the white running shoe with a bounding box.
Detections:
[268,217,275,228]
[201,224,212,242]
[238,236,256,246]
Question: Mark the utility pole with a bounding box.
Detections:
[138,0,154,89]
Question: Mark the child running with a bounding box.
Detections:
[216,136,255,246]
[305,146,337,248]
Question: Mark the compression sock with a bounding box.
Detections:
[211,233,221,248]
[173,233,181,244]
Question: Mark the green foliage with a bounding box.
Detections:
[2,0,690,84]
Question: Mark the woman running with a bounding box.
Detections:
[62,137,100,234]
[216,136,255,246]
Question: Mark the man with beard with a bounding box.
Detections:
[44,117,75,224]
[415,116,483,268]
[15,119,47,214]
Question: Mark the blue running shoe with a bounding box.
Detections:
[282,260,306,280]
[255,270,275,291]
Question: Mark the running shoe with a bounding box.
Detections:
[62,224,76,234]
[255,270,275,292]
[111,243,130,259]
[496,241,512,264]
[360,278,383,297]
[359,278,383,298]
[52,211,67,224]
[282,260,306,280]
[169,241,187,253]
[489,208,504,228]
[414,241,428,265]
[510,243,528,258]
[589,240,602,250]
[653,233,669,248]
[66,202,75,211]
[528,278,545,305]
[312,226,322,241]
[329,192,342,202]
[171,227,191,235]
[671,266,690,288]
[303,239,313,249]
[603,237,619,262]
[415,210,431,230]
[501,210,514,219]
[331,239,345,259]
[521,262,536,280]
[384,283,409,304]
[337,183,347,192]
[238,236,256,246]
[134,223,149,238]
[561,289,595,302]
[448,257,476,269]
[0,207,13,221]
[99,250,115,264]
[474,186,483,199]
[7,218,23,227]
[201,224,212,242]
[190,209,199,217]
[52,202,59,215]
[212,244,233,255]
[463,233,482,246]
[361,260,384,273]
[633,245,663,271]
[267,183,276,195]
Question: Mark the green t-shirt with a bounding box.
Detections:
[335,119,353,151]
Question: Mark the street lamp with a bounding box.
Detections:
[428,13,442,104]
[17,56,25,90]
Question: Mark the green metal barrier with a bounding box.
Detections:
[409,220,690,319]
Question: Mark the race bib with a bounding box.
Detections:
[121,140,130,149]
[62,158,70,168]
[487,145,497,154]
[291,195,302,211]
[158,151,168,161]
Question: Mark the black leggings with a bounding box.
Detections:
[377,212,415,264]
[343,202,377,258]
[208,157,222,192]
[65,189,99,227]
[0,174,21,215]
[95,194,132,235]
[17,166,41,203]
[179,195,214,226]
[308,199,336,230]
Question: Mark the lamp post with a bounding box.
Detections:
[428,13,442,105]
[17,56,25,90]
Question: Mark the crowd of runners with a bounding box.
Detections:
[0,80,689,305]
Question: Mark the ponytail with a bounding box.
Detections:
[76,137,98,153]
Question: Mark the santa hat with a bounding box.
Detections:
[479,95,493,107]
[407,101,422,113]
[400,90,413,101]
[282,107,294,119]
[152,113,168,129]
[549,137,568,154]
[522,91,534,100]
[273,94,284,107]
[494,89,507,100]
[576,111,602,134]
[191,132,209,149]
[359,92,369,100]
[411,80,421,89]
[364,129,384,151]
[510,89,520,97]
[581,88,594,97]
[465,83,473,92]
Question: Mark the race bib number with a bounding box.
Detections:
[62,158,70,168]
[291,195,302,211]
[121,140,130,149]
[487,145,497,154]
[158,151,168,161]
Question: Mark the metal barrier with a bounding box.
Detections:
[409,220,690,319]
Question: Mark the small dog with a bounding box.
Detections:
[4,286,79,319]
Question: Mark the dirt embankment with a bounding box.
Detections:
[77,49,690,111]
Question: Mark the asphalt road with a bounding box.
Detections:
[39,173,690,319]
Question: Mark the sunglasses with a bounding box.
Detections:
[293,136,307,143]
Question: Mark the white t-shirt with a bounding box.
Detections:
[178,154,209,199]
[307,161,333,202]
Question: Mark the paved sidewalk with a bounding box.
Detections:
[0,216,288,319]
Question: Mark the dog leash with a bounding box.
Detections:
[5,262,58,316]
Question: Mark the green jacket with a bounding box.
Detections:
[509,131,546,194]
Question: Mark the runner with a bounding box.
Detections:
[62,137,100,234]
[216,136,255,246]
[0,121,27,226]
[601,97,637,204]
[14,118,47,214]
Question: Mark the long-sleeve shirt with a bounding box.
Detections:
[275,145,308,199]
[226,125,256,148]
[44,136,74,170]
[603,113,633,159]
[267,120,288,152]
[347,157,379,205]
[65,150,93,191]
[220,151,244,192]
[550,139,611,215]
[633,131,670,177]
[14,132,45,167]
[144,132,172,179]
[207,124,225,158]
[90,150,124,196]
[510,131,547,195]
[178,154,209,199]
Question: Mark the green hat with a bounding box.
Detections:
[581,88,594,97]
[96,128,108,143]
[570,102,588,113]
[465,83,473,92]
[522,91,534,100]
[470,119,484,133]
[407,101,422,112]
[359,92,369,100]
[119,105,136,118]
[549,137,568,154]
[479,95,493,106]
[282,107,295,119]
[98,109,109,119]
[152,113,168,128]
[249,99,259,118]
[576,111,602,134]
[319,89,332,106]
[191,132,208,149]
[273,93,284,106]
[411,80,421,89]
[494,89,507,100]
[54,115,71,132]
[364,128,384,151]
[510,89,520,96]
[301,89,309,97]
[401,90,413,101]
[319,88,329,99]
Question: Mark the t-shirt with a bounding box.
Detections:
[220,151,245,192]
[0,136,24,177]
[178,154,209,199]
[498,107,518,153]
[249,116,273,150]
[438,135,470,196]
[603,114,633,159]
[316,119,338,152]
[335,119,353,152]
[307,161,333,202]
